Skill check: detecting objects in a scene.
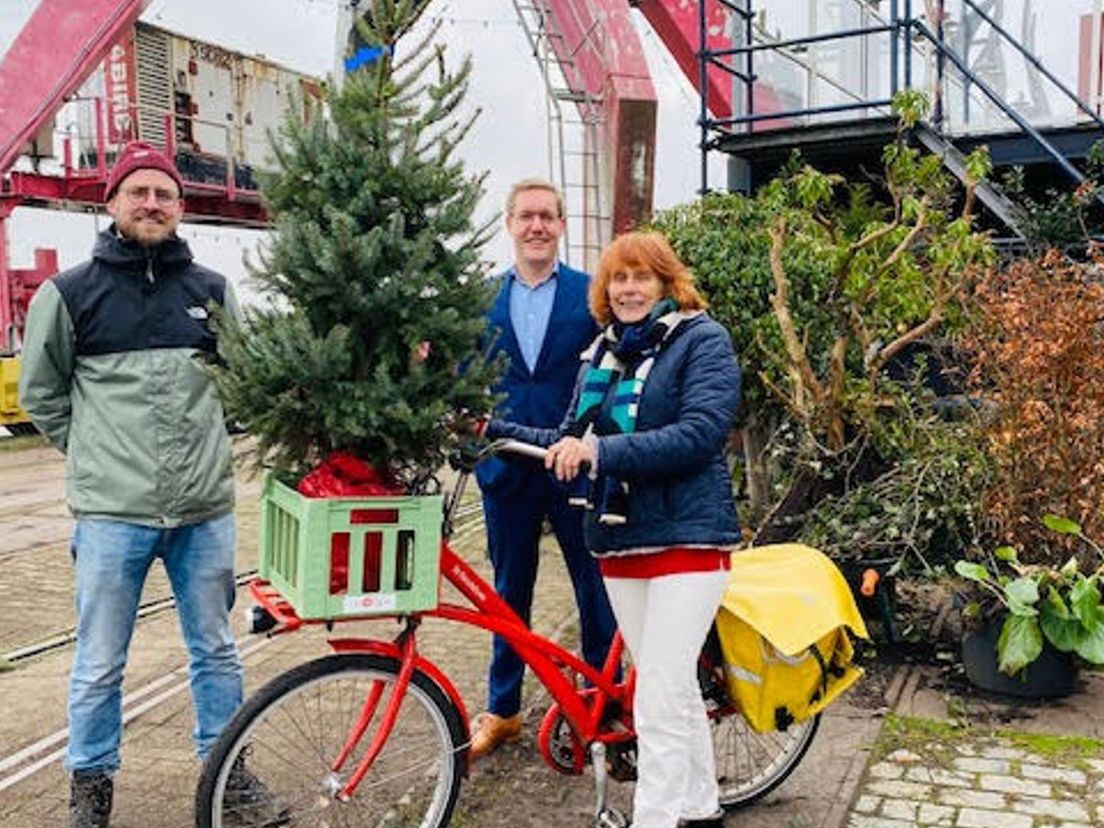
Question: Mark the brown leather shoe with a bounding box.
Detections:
[469,712,523,760]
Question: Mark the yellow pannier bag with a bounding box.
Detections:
[716,544,869,733]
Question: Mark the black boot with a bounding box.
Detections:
[680,815,726,827]
[69,770,113,828]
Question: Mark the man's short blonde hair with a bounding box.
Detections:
[505,177,565,219]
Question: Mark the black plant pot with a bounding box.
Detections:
[961,619,1078,698]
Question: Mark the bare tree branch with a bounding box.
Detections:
[769,217,825,403]
[877,200,929,278]
[869,270,970,376]
[962,178,976,221]
[758,369,807,420]
[826,335,849,449]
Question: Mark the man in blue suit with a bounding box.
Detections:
[471,178,617,759]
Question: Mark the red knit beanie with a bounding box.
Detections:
[105,141,184,201]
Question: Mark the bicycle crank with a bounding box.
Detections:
[538,703,585,775]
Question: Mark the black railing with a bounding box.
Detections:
[698,0,1103,195]
[958,0,1104,132]
[911,19,1086,186]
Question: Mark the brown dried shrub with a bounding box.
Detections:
[964,250,1104,563]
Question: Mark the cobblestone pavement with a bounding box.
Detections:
[847,661,1104,828]
[0,443,877,828]
[852,736,1104,828]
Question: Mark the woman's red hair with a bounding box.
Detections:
[589,231,707,326]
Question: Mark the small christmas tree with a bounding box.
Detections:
[213,0,500,490]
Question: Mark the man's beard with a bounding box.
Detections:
[122,215,175,246]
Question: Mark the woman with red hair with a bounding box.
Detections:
[488,230,742,827]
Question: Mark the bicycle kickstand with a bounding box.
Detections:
[590,742,629,828]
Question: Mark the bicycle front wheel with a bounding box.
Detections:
[196,653,466,828]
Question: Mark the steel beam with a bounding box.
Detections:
[0,0,152,176]
[635,0,734,118]
[544,0,657,233]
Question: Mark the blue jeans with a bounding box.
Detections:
[65,514,243,774]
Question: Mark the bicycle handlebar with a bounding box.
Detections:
[450,435,592,482]
[485,437,549,463]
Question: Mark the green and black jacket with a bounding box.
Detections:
[19,226,240,527]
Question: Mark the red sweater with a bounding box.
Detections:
[598,547,730,579]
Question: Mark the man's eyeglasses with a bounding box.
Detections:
[120,186,180,207]
[513,210,561,225]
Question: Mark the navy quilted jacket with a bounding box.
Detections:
[489,312,742,554]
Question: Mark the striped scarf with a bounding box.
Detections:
[569,298,686,524]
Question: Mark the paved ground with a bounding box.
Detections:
[853,734,1104,828]
[845,663,1104,828]
[1,439,1101,828]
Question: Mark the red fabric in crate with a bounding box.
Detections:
[328,532,384,595]
[297,452,403,497]
[331,534,350,595]
[296,453,402,596]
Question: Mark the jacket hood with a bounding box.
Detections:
[92,225,194,269]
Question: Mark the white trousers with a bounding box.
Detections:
[604,569,730,828]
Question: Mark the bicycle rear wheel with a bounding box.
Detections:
[195,653,466,828]
[698,628,818,808]
[710,706,819,808]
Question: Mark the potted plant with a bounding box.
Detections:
[948,247,1104,696]
[954,516,1104,697]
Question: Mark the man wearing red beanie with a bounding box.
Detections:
[19,142,272,827]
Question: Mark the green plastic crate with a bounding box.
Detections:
[258,475,443,619]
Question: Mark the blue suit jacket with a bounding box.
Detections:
[476,263,598,499]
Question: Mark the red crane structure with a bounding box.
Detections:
[0,0,726,431]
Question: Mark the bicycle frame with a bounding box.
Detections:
[248,453,636,801]
[209,435,827,828]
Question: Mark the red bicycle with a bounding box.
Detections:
[195,439,818,828]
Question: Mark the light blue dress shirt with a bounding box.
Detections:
[509,267,558,373]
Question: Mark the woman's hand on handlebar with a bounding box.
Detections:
[545,436,595,482]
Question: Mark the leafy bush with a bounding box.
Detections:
[653,92,995,552]
[1001,140,1104,255]
[956,516,1104,675]
[800,401,992,568]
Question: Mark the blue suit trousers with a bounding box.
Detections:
[482,471,617,716]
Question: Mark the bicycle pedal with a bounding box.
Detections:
[605,740,638,783]
[595,806,630,828]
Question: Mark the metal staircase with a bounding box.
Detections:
[912,122,1021,231]
[693,0,1104,238]
[511,0,609,269]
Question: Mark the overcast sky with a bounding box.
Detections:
[2,0,719,300]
